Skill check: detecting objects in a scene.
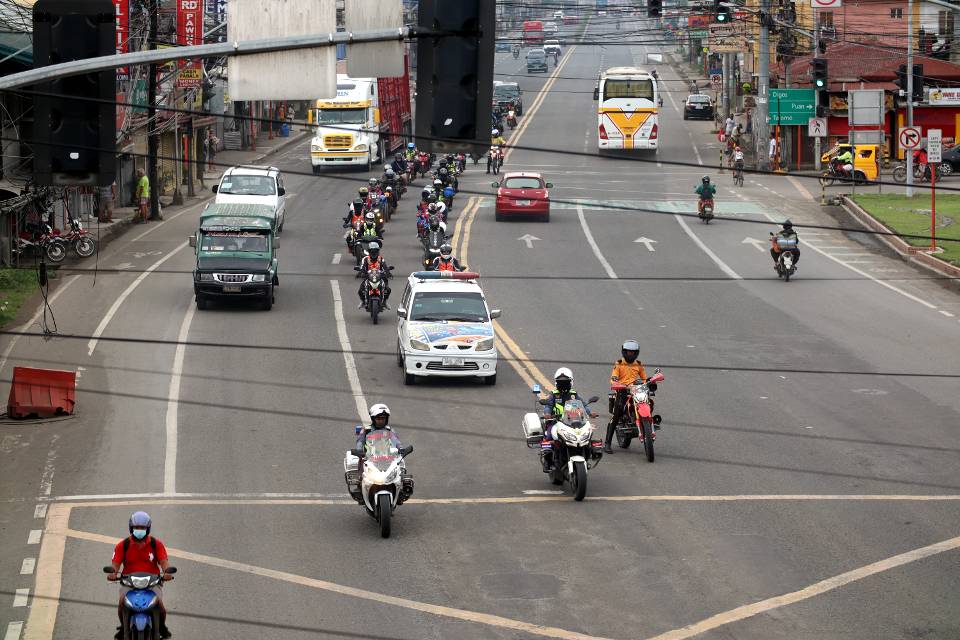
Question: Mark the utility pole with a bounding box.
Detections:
[813,7,820,171]
[756,0,770,169]
[906,0,915,198]
[147,0,161,219]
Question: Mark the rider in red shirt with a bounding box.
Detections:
[107,512,173,639]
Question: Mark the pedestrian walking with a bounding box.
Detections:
[98,181,116,222]
[136,169,150,222]
[767,132,780,171]
[724,114,735,138]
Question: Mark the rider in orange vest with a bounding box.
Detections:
[431,243,465,272]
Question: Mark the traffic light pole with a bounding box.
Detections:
[906,0,915,198]
[813,8,820,171]
[147,0,161,219]
[756,0,770,170]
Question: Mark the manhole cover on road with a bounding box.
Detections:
[477,572,563,600]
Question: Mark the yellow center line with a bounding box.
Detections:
[448,196,478,258]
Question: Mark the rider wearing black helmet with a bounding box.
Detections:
[390,152,407,175]
[357,241,392,308]
[430,243,466,272]
[770,219,800,268]
[695,175,716,200]
[605,339,648,453]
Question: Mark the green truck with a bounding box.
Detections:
[190,203,279,310]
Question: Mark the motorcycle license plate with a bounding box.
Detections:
[442,357,465,366]
[515,200,531,206]
[223,285,241,293]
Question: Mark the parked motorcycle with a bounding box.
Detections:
[354,265,393,324]
[63,216,97,258]
[14,222,67,263]
[697,197,714,223]
[771,232,799,282]
[522,386,604,501]
[344,429,414,538]
[487,146,504,175]
[609,369,664,462]
[103,566,176,640]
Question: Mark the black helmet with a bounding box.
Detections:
[427,194,438,204]
[701,175,711,184]
[395,152,403,160]
[428,214,440,228]
[352,198,364,211]
[782,219,793,231]
[621,339,640,364]
[368,242,380,260]
[440,243,453,258]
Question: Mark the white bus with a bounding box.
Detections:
[594,67,659,151]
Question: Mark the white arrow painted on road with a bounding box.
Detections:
[518,234,541,249]
[742,237,766,252]
[112,262,134,270]
[633,236,658,251]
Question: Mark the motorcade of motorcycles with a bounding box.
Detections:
[609,369,664,462]
[344,429,414,538]
[522,386,604,501]
[771,233,799,282]
[354,265,393,324]
[103,566,176,640]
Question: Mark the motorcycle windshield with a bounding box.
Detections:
[364,432,399,472]
[561,399,587,428]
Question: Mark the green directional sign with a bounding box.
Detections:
[767,88,815,125]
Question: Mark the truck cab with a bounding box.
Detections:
[310,75,383,173]
[190,203,279,310]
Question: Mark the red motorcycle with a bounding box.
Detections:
[14,222,67,263]
[415,152,432,178]
[697,197,714,223]
[62,216,97,258]
[610,368,664,462]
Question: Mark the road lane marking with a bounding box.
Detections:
[674,215,743,280]
[331,253,341,265]
[939,310,955,317]
[65,526,613,640]
[760,212,938,310]
[330,280,367,422]
[646,533,960,640]
[12,589,29,607]
[163,302,196,495]
[448,197,477,257]
[0,275,80,375]
[687,131,704,166]
[23,503,68,640]
[787,176,815,201]
[4,622,23,640]
[493,319,550,389]
[576,205,619,278]
[27,530,41,544]
[87,242,189,355]
[19,558,35,575]
[33,504,46,518]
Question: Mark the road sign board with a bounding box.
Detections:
[898,126,922,150]
[928,128,942,163]
[811,0,841,7]
[767,88,815,125]
[708,23,746,53]
[808,117,827,137]
[710,73,722,88]
[848,89,884,126]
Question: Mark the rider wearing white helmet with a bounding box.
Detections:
[357,403,403,450]
[540,368,598,471]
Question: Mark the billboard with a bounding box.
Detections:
[177,0,203,88]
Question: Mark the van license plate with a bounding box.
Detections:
[442,357,465,366]
[223,285,241,293]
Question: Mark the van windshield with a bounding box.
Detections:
[201,232,269,253]
[410,292,488,322]
[217,176,275,196]
[317,108,366,124]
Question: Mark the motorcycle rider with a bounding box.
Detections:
[360,211,383,241]
[695,175,716,215]
[430,243,466,272]
[541,368,598,471]
[605,339,648,454]
[770,219,800,270]
[107,511,173,639]
[343,198,366,225]
[391,152,408,176]
[836,147,854,177]
[356,403,403,452]
[488,129,506,174]
[404,142,417,161]
[733,146,745,178]
[357,241,391,308]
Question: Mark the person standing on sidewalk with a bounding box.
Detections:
[136,169,150,223]
[98,181,116,223]
[767,133,780,172]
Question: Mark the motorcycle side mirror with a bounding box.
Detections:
[769,232,775,236]
[211,184,218,193]
[400,445,414,456]
[545,182,554,188]
[350,448,364,458]
[538,398,552,406]
[102,566,114,573]
[531,384,541,394]
[587,396,600,404]
[353,266,361,271]
[387,265,395,271]
[592,87,599,100]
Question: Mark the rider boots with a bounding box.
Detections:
[603,422,615,454]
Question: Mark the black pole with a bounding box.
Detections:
[147,0,161,220]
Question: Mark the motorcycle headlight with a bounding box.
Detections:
[354,144,368,152]
[474,337,494,352]
[197,272,214,281]
[410,339,430,351]
[250,274,266,282]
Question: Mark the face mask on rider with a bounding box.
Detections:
[132,529,148,540]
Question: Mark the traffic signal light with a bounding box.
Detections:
[912,63,924,101]
[811,58,828,89]
[714,0,729,22]
[895,64,908,93]
[31,0,116,186]
[648,0,662,18]
[415,0,495,157]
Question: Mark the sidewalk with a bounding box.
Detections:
[85,129,311,251]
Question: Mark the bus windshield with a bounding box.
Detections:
[602,79,654,101]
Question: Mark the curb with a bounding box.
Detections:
[86,131,312,254]
[840,195,960,279]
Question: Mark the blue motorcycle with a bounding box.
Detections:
[104,566,176,640]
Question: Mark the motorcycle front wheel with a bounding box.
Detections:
[641,418,655,462]
[44,241,66,263]
[892,165,907,183]
[571,461,587,501]
[74,236,96,258]
[370,298,381,325]
[378,495,392,538]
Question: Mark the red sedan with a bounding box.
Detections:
[492,172,553,222]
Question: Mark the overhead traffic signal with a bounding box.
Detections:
[648,0,662,18]
[32,0,116,186]
[714,0,729,22]
[895,63,925,101]
[811,58,828,89]
[415,0,495,157]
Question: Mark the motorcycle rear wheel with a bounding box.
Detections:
[571,461,587,501]
[616,428,632,449]
[891,165,907,183]
[819,173,835,187]
[370,298,381,325]
[641,418,655,462]
[378,495,392,538]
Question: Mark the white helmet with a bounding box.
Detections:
[492,128,500,136]
[553,367,573,383]
[368,403,390,426]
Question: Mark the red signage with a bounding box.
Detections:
[114,0,129,80]
[176,0,202,88]
[689,14,711,28]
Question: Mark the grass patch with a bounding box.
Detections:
[850,194,960,267]
[0,267,39,328]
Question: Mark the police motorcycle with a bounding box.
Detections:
[344,429,414,538]
[103,566,177,640]
[522,386,604,501]
[354,264,394,324]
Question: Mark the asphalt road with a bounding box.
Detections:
[2,13,959,640]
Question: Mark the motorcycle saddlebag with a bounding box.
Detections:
[522,412,544,444]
